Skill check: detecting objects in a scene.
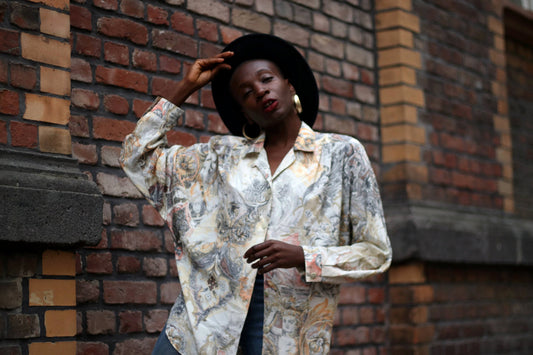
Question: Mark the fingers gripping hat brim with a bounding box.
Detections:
[211,34,319,136]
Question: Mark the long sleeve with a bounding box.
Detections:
[302,139,392,284]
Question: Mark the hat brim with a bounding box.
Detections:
[211,34,319,136]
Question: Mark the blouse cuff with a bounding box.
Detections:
[302,245,324,282]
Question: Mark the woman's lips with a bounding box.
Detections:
[263,99,278,113]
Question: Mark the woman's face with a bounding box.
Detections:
[229,59,296,130]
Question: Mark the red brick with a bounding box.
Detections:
[339,285,366,305]
[110,229,162,252]
[77,342,109,355]
[7,313,40,338]
[159,55,181,74]
[69,115,90,138]
[71,58,92,83]
[164,230,175,254]
[117,256,141,274]
[70,4,92,30]
[93,116,136,142]
[340,307,359,325]
[76,280,100,304]
[120,0,144,18]
[197,19,218,41]
[144,309,168,333]
[0,121,7,144]
[200,89,215,109]
[86,252,113,274]
[87,310,115,335]
[103,280,157,304]
[104,42,129,66]
[152,29,197,58]
[0,29,20,55]
[96,172,143,198]
[72,142,98,165]
[143,257,167,277]
[185,110,205,130]
[359,306,375,324]
[6,253,39,277]
[0,90,19,115]
[98,17,148,45]
[208,113,229,134]
[199,41,221,59]
[75,33,101,57]
[93,0,118,10]
[160,282,180,304]
[104,95,129,115]
[114,338,157,355]
[101,145,122,167]
[95,66,148,93]
[133,98,152,118]
[0,58,7,83]
[152,76,179,97]
[72,88,100,110]
[368,287,386,304]
[166,130,197,147]
[119,311,142,333]
[142,204,165,227]
[147,5,169,25]
[322,76,354,98]
[10,63,36,90]
[220,26,243,44]
[335,326,370,346]
[11,121,37,148]
[10,3,39,30]
[170,11,194,35]
[113,203,139,226]
[132,49,157,71]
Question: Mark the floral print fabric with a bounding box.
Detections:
[120,98,392,355]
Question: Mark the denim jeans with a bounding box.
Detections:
[152,274,264,355]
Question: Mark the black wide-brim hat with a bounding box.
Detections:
[211,34,319,137]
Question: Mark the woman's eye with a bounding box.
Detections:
[262,76,273,83]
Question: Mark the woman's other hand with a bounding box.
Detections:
[244,240,305,275]
[169,51,233,106]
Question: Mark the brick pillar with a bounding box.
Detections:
[375,0,427,202]
[487,2,514,213]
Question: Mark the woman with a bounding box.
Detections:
[121,34,391,355]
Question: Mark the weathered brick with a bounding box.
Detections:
[96,172,143,198]
[69,115,90,137]
[72,143,97,165]
[0,280,22,309]
[220,25,243,44]
[77,342,109,355]
[93,116,136,142]
[142,204,165,227]
[87,310,115,335]
[104,95,129,115]
[151,76,179,97]
[39,126,72,155]
[187,0,229,22]
[104,42,129,66]
[76,279,100,304]
[160,282,180,304]
[152,29,197,58]
[110,229,162,252]
[95,66,148,93]
[0,29,20,55]
[335,326,371,346]
[6,253,39,277]
[40,8,70,38]
[72,88,100,110]
[71,57,92,83]
[21,33,70,68]
[86,252,113,274]
[159,55,181,74]
[11,121,38,148]
[198,19,218,42]
[339,285,366,305]
[29,279,75,306]
[117,256,141,274]
[97,17,148,45]
[41,67,70,96]
[0,120,7,144]
[120,0,144,18]
[114,338,158,355]
[144,309,168,333]
[0,89,19,115]
[143,257,167,277]
[10,3,39,30]
[103,280,157,304]
[10,63,37,90]
[113,203,139,226]
[24,93,70,124]
[70,4,91,30]
[75,33,101,58]
[132,49,157,71]
[166,130,197,147]
[322,76,354,98]
[6,314,40,338]
[147,5,169,25]
[170,11,194,35]
[133,98,153,118]
[119,311,142,333]
[101,145,122,167]
[45,310,76,337]
[93,0,118,10]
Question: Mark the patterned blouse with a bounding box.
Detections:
[120,98,392,355]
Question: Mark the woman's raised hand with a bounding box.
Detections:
[169,52,233,107]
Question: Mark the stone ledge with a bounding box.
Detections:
[0,148,103,247]
[385,201,533,265]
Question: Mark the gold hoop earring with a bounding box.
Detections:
[242,122,259,140]
[293,94,303,114]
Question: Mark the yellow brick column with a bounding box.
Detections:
[28,250,77,355]
[21,0,72,155]
[488,3,514,213]
[376,0,427,200]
